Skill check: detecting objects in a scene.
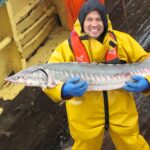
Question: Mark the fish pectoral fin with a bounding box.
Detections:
[47,79,61,88]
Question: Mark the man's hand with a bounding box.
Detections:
[123,75,150,92]
[61,77,88,99]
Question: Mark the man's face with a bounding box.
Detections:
[83,10,104,39]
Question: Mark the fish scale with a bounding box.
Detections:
[5,58,150,91]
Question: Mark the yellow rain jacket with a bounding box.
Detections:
[43,18,150,150]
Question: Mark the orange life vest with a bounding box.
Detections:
[69,30,118,63]
[70,31,90,62]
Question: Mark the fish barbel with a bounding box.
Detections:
[5,58,150,91]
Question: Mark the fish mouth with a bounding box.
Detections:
[5,76,16,83]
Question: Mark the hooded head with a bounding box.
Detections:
[78,0,108,41]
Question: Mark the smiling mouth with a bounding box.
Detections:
[90,29,99,34]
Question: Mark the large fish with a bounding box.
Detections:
[5,58,150,91]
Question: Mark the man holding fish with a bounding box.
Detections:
[6,0,150,149]
[43,0,150,150]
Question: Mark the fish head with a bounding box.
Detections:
[5,67,49,88]
[5,74,24,83]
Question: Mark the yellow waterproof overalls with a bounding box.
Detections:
[43,19,150,150]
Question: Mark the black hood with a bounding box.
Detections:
[78,0,108,42]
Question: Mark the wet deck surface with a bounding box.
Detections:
[107,0,150,51]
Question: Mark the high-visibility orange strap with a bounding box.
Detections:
[99,0,105,4]
[70,30,90,62]
[105,31,118,62]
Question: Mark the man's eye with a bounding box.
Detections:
[87,18,92,21]
[97,18,102,21]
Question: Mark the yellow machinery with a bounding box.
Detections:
[0,0,69,101]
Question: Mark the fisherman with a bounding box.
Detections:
[43,0,150,149]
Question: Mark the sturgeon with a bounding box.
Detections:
[5,58,150,91]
